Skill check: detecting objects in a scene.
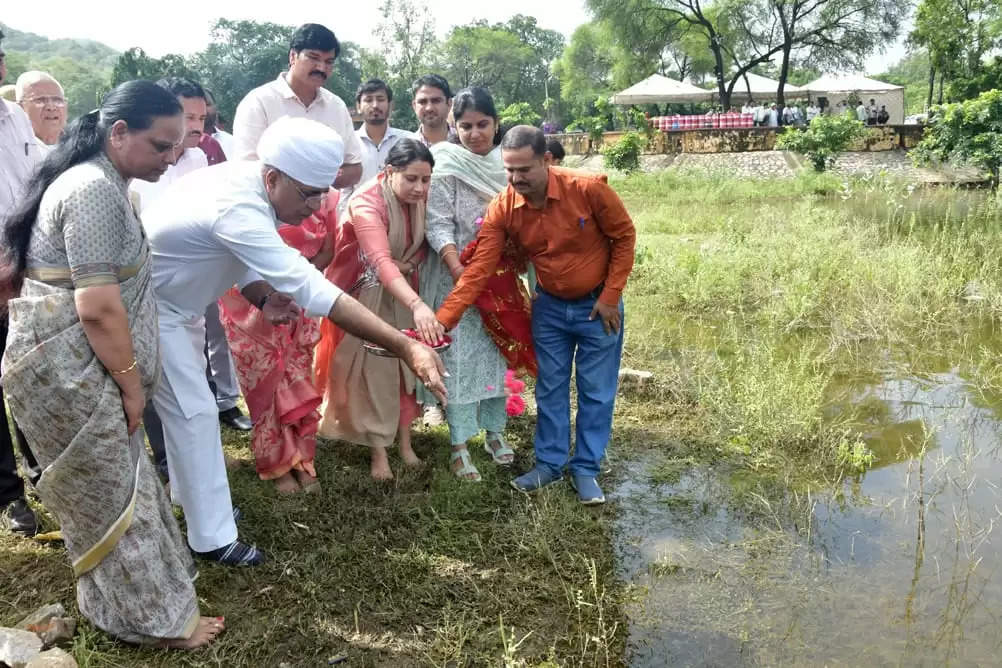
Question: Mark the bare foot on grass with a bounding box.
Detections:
[292,469,320,493]
[273,472,300,495]
[159,616,225,649]
[370,447,393,481]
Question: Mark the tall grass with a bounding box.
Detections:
[616,169,1002,470]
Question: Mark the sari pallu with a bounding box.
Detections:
[1,250,199,643]
[217,198,338,480]
[314,176,426,447]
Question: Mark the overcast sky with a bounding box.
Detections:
[3,0,907,75]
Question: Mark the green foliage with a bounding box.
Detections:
[601,131,644,172]
[913,89,1002,188]
[1,23,117,118]
[776,114,865,172]
[876,50,933,115]
[553,22,616,122]
[499,102,541,128]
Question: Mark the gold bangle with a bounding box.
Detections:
[111,358,138,375]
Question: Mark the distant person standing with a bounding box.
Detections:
[877,105,890,125]
[766,104,779,127]
[545,137,565,165]
[412,74,456,146]
[806,102,820,121]
[15,71,68,152]
[232,22,364,189]
[856,100,867,123]
[867,98,879,126]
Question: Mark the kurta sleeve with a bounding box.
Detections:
[425,175,458,253]
[61,179,129,288]
[349,190,404,286]
[213,203,343,317]
[586,179,636,305]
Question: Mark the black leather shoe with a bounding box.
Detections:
[4,497,38,537]
[219,407,252,431]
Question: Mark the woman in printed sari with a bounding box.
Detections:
[314,139,444,480]
[0,81,223,649]
[421,87,523,481]
[217,194,337,494]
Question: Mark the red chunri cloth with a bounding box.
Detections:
[459,237,537,378]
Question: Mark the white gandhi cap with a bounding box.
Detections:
[256,117,345,189]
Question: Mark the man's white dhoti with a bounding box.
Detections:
[152,309,237,553]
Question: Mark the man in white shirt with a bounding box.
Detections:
[340,79,412,207]
[806,103,820,121]
[766,104,779,127]
[144,118,447,566]
[856,101,867,122]
[232,23,363,189]
[0,30,42,537]
[131,78,210,212]
[15,71,67,152]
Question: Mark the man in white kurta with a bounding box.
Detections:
[143,118,448,564]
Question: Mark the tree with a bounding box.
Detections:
[553,23,617,122]
[499,102,541,127]
[111,48,197,87]
[913,89,1002,188]
[589,0,906,108]
[437,23,535,106]
[369,0,439,129]
[909,0,1001,107]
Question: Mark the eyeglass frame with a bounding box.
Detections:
[23,95,67,108]
[288,176,329,208]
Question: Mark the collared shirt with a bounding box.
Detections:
[198,133,227,166]
[143,160,343,320]
[437,166,636,330]
[130,147,209,212]
[232,73,363,165]
[213,129,235,159]
[0,100,43,223]
[339,124,413,207]
[414,124,458,147]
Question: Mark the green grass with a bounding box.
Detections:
[3,168,1002,666]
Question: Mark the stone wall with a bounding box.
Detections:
[548,125,926,156]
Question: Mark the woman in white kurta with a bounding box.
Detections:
[420,88,515,481]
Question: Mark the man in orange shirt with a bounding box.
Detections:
[437,126,635,504]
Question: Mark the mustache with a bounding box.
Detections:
[310,70,328,80]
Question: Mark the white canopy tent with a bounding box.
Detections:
[804,74,905,124]
[610,74,714,105]
[726,72,806,102]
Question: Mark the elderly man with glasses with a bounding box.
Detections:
[15,71,67,151]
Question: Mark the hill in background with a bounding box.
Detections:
[1,23,118,117]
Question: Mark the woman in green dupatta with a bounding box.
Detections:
[421,87,517,481]
[0,81,224,649]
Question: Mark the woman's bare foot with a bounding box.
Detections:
[273,472,300,495]
[370,447,393,481]
[292,468,321,493]
[159,616,225,649]
[398,424,422,467]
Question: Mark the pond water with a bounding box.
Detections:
[616,368,1002,666]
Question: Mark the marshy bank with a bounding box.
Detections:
[2,170,1001,666]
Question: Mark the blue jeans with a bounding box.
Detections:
[531,289,624,477]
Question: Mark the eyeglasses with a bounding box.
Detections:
[24,96,66,108]
[291,181,328,208]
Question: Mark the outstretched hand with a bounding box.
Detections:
[402,340,449,407]
[262,292,300,326]
[589,300,621,335]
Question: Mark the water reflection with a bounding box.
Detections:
[617,371,1002,666]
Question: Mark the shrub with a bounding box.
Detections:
[498,102,541,128]
[912,89,1002,189]
[602,131,644,172]
[776,113,866,172]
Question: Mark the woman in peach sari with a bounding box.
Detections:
[217,194,337,494]
[314,139,444,480]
